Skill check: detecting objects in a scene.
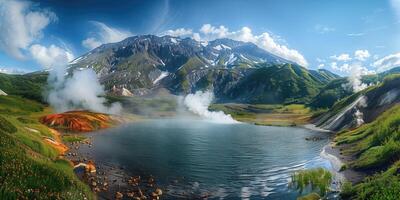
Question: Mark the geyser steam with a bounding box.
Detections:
[30,44,121,114]
[47,68,122,114]
[183,90,238,124]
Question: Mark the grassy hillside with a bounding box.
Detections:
[210,103,313,126]
[0,95,93,199]
[0,72,48,103]
[226,64,329,104]
[310,69,400,109]
[313,74,400,131]
[332,104,400,199]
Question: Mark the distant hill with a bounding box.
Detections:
[0,72,48,103]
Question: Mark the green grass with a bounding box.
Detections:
[335,104,400,170]
[0,72,48,103]
[0,115,17,133]
[290,168,333,197]
[0,95,93,199]
[210,103,313,126]
[297,193,321,200]
[340,162,400,200]
[62,134,87,143]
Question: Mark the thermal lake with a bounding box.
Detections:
[83,118,332,199]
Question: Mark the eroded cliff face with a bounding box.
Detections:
[314,76,400,132]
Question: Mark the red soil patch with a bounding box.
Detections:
[40,110,121,132]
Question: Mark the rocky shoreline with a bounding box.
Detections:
[64,135,164,200]
[304,124,367,187]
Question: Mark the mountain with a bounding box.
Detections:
[220,64,336,104]
[310,67,400,109]
[69,35,339,104]
[313,74,400,132]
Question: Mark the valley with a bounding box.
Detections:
[1,35,400,200]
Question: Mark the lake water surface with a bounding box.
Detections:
[86,118,332,199]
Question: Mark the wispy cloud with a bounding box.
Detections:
[0,66,29,74]
[82,21,133,50]
[372,52,400,72]
[390,0,400,20]
[314,24,335,34]
[330,53,352,61]
[347,33,365,37]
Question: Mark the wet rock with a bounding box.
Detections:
[115,192,123,199]
[305,136,323,141]
[127,191,135,198]
[155,188,162,196]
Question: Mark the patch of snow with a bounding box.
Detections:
[0,89,7,96]
[153,72,169,84]
[211,52,219,57]
[213,45,223,51]
[221,44,231,50]
[225,54,237,65]
[177,65,185,71]
[69,56,84,64]
[160,59,166,66]
[240,54,249,61]
[201,41,209,47]
[170,38,178,44]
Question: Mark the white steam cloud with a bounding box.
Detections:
[344,63,372,92]
[183,90,238,124]
[354,96,367,127]
[30,44,121,114]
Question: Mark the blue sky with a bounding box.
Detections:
[0,0,399,75]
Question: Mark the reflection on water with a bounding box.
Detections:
[85,118,332,199]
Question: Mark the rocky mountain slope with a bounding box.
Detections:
[314,74,400,132]
[69,35,339,104]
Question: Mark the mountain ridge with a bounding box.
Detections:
[69,34,339,104]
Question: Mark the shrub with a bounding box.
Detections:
[290,168,333,197]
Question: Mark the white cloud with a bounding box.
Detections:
[372,52,400,72]
[354,50,370,61]
[330,53,352,61]
[330,62,338,70]
[347,33,365,37]
[0,0,56,59]
[164,24,308,67]
[29,44,74,69]
[314,24,335,34]
[163,28,193,38]
[318,63,325,69]
[0,66,28,74]
[82,21,132,50]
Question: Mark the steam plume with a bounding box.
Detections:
[30,44,121,114]
[354,96,367,127]
[183,90,238,124]
[347,63,368,92]
[47,68,122,114]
